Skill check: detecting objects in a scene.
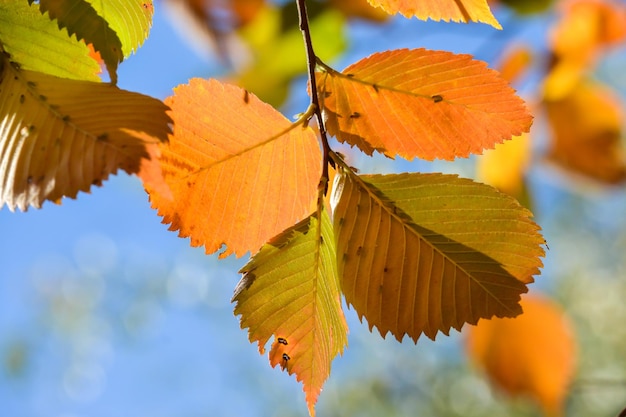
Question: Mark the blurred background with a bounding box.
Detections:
[2,0,626,416]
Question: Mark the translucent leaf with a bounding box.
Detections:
[331,169,545,341]
[545,80,625,184]
[36,0,124,84]
[0,0,100,81]
[317,49,532,161]
[85,0,154,57]
[366,0,501,29]
[233,209,348,417]
[0,62,171,211]
[148,79,322,258]
[466,294,577,417]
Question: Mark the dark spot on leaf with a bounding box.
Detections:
[97,133,108,141]
[372,84,379,93]
[243,90,249,104]
[346,73,355,78]
[19,94,25,104]
[92,179,102,186]
[431,94,443,103]
[62,115,70,122]
[39,95,46,101]
[277,337,288,345]
[350,112,360,119]
[27,81,36,88]
[356,246,362,256]
[338,217,344,226]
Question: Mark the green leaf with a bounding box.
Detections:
[0,0,100,81]
[86,0,154,57]
[331,169,545,342]
[233,208,348,416]
[37,0,124,84]
[0,57,171,211]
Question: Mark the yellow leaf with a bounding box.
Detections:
[234,209,348,417]
[475,133,531,198]
[545,80,626,184]
[148,79,322,258]
[465,294,577,417]
[331,168,545,341]
[317,49,532,161]
[366,0,502,29]
[0,60,170,211]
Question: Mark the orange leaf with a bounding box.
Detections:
[465,293,577,417]
[366,0,502,28]
[148,79,322,258]
[332,169,545,342]
[545,80,626,184]
[317,49,532,161]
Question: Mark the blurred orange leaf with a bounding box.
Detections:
[465,293,577,417]
[367,0,502,28]
[545,80,626,184]
[234,209,348,417]
[332,169,545,342]
[148,79,322,258]
[317,49,533,161]
[544,0,626,99]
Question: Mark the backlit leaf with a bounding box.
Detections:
[0,0,100,81]
[87,0,154,57]
[331,168,544,341]
[233,209,348,417]
[317,49,532,161]
[545,80,625,184]
[0,61,171,211]
[37,0,124,84]
[466,294,577,417]
[366,0,502,29]
[148,78,322,258]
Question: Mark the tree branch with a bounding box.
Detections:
[296,0,333,195]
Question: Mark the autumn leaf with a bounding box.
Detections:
[317,49,532,161]
[36,0,124,84]
[367,0,502,29]
[233,209,348,417]
[0,59,171,211]
[148,78,322,258]
[331,167,545,341]
[0,0,101,81]
[87,0,154,57]
[465,293,577,417]
[545,80,626,184]
[476,133,531,200]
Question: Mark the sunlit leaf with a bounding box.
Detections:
[148,78,321,258]
[37,0,124,84]
[87,0,154,57]
[367,0,501,29]
[544,0,626,100]
[331,168,544,341]
[234,209,348,417]
[466,294,577,417]
[0,0,100,81]
[317,49,532,161]
[329,0,389,22]
[476,133,531,200]
[0,61,171,211]
[544,80,626,184]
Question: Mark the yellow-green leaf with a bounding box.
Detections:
[0,60,170,211]
[0,0,100,81]
[317,49,532,161]
[331,169,544,342]
[234,209,348,417]
[37,0,124,84]
[366,0,501,29]
[87,0,154,57]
